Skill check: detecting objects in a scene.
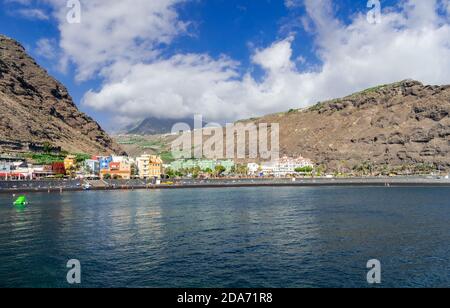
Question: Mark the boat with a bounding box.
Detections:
[13,196,28,207]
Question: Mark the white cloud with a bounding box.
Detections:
[297,0,450,95]
[45,0,188,81]
[13,0,450,126]
[443,0,450,15]
[252,37,295,72]
[16,8,49,20]
[83,54,241,120]
[82,0,450,125]
[83,44,315,122]
[5,0,49,19]
[35,38,56,59]
[284,0,300,9]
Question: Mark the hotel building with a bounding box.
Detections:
[136,155,163,179]
[261,156,314,177]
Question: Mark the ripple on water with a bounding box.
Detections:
[0,187,450,287]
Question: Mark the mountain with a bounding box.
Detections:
[127,116,206,135]
[117,80,450,173]
[0,34,124,155]
[241,80,450,172]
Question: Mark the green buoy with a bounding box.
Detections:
[13,196,28,207]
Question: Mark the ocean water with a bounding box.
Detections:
[0,187,449,288]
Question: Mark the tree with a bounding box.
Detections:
[67,165,78,178]
[130,163,138,177]
[179,168,189,177]
[203,168,213,177]
[236,164,249,176]
[295,166,313,173]
[215,165,226,177]
[43,142,54,154]
[165,168,176,179]
[231,164,247,176]
[84,165,93,175]
[353,161,374,176]
[315,165,326,177]
[192,166,201,179]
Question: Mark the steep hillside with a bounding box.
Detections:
[244,80,450,172]
[0,34,124,155]
[116,80,450,173]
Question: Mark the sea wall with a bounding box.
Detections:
[1,177,450,194]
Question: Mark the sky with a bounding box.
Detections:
[1,0,450,132]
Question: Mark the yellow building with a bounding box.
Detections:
[64,155,77,174]
[136,155,162,179]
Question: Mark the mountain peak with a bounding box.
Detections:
[127,116,207,135]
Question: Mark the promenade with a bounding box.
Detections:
[1,176,450,194]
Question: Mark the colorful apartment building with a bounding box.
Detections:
[100,159,132,180]
[51,162,66,175]
[136,155,163,179]
[63,155,77,173]
[84,159,100,175]
[99,156,113,170]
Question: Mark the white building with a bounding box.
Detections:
[247,163,260,175]
[111,156,134,165]
[260,162,276,176]
[261,156,314,177]
[0,161,33,180]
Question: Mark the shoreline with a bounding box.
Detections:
[1,177,450,194]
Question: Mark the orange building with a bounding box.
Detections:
[100,161,131,180]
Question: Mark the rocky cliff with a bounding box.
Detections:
[0,34,124,155]
[243,80,450,173]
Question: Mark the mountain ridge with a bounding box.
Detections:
[241,79,450,172]
[117,80,450,173]
[127,116,207,135]
[0,34,125,155]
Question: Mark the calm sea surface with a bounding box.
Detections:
[0,187,449,288]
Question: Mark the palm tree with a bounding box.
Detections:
[214,165,226,177]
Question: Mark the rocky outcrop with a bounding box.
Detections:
[0,34,124,155]
[243,80,450,172]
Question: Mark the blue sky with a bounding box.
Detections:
[1,0,450,131]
